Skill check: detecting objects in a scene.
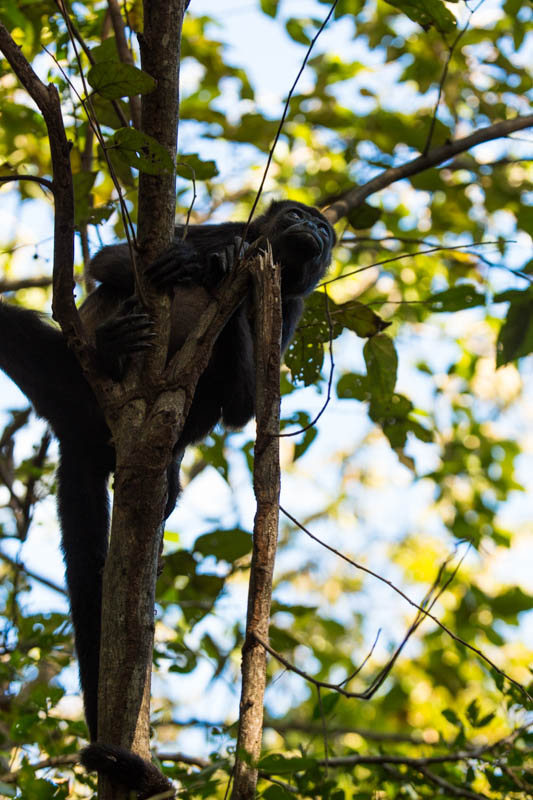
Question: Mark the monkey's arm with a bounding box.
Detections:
[146,237,248,289]
[89,238,202,290]
[88,244,135,291]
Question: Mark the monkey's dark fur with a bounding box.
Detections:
[0,201,335,797]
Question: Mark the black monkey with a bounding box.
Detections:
[0,200,335,797]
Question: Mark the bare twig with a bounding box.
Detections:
[0,277,53,292]
[320,241,501,288]
[245,0,339,230]
[423,1,484,154]
[417,765,490,800]
[280,507,533,702]
[0,754,80,783]
[0,550,66,595]
[0,175,54,193]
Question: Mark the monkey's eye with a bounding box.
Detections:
[287,208,303,220]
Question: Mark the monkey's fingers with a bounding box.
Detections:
[146,242,203,289]
[100,320,153,345]
[113,313,153,329]
[205,242,243,285]
[233,236,250,260]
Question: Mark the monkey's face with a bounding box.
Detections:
[268,203,335,296]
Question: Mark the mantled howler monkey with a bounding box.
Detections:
[0,200,335,798]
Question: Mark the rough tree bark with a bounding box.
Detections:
[95,4,190,798]
[232,247,282,800]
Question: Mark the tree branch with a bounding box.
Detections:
[0,277,53,292]
[0,23,81,345]
[232,247,282,800]
[0,174,54,193]
[324,115,533,223]
[0,549,66,595]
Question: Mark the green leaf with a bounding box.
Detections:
[179,574,225,625]
[369,392,412,420]
[496,299,533,365]
[91,95,130,129]
[104,145,135,187]
[269,625,299,650]
[336,372,372,402]
[110,128,174,175]
[490,587,533,619]
[260,0,280,17]
[363,334,398,400]
[198,431,231,482]
[312,691,340,718]
[193,528,252,562]
[285,336,324,385]
[408,420,433,444]
[442,708,463,727]
[280,412,318,460]
[88,61,156,99]
[427,284,485,312]
[285,295,331,385]
[347,203,382,230]
[177,152,219,180]
[285,18,311,45]
[465,698,480,725]
[475,712,496,728]
[167,642,197,674]
[258,753,317,774]
[337,301,390,338]
[262,785,294,799]
[384,0,457,33]
[90,37,120,64]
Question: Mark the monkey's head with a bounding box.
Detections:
[258,201,336,297]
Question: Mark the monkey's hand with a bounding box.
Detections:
[145,239,203,290]
[205,236,250,287]
[94,298,154,381]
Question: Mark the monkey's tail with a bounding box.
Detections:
[81,743,174,799]
[57,439,111,740]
